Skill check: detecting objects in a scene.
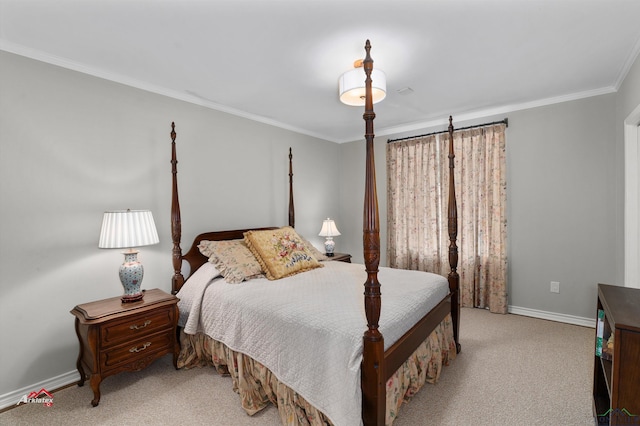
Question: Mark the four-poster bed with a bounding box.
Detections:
[170,40,460,426]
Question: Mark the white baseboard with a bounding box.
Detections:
[508,305,596,328]
[0,370,80,411]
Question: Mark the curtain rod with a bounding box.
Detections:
[387,118,508,144]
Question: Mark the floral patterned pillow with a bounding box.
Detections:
[244,227,323,280]
[197,239,264,284]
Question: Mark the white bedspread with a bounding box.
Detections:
[177,261,448,426]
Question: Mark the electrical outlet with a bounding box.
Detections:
[550,281,560,293]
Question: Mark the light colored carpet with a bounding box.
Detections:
[0,308,596,425]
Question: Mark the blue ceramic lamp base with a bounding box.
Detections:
[324,237,335,257]
[119,250,145,303]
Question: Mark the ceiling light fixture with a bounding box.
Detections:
[338,59,386,106]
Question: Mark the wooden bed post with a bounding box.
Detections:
[170,122,185,295]
[447,116,461,353]
[289,147,295,228]
[361,40,385,426]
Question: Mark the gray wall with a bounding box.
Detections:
[506,95,618,316]
[0,51,340,397]
[339,54,640,321]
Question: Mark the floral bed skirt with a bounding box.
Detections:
[178,313,456,426]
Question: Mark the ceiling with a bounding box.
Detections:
[2,0,640,143]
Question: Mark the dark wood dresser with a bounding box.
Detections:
[70,288,179,406]
[592,283,640,425]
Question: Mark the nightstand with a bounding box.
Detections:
[70,288,179,407]
[329,252,352,263]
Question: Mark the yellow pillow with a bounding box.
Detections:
[244,227,323,280]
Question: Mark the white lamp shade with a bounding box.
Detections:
[319,218,341,237]
[339,67,386,106]
[99,210,159,249]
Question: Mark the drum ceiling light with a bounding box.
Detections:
[338,59,386,106]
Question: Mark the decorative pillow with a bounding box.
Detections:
[298,235,329,261]
[244,227,323,280]
[197,240,216,258]
[197,239,263,284]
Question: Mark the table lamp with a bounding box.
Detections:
[319,218,341,257]
[99,209,159,303]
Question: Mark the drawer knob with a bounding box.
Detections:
[130,320,151,330]
[129,342,151,353]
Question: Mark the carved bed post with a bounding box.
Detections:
[447,116,461,353]
[361,40,385,426]
[289,147,295,228]
[171,122,185,295]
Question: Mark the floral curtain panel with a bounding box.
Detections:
[387,124,507,314]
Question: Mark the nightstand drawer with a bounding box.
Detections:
[101,330,172,369]
[101,307,174,347]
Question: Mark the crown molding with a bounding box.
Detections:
[338,86,617,144]
[0,40,335,143]
[614,36,640,90]
[1,39,621,145]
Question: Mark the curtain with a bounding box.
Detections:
[387,124,507,314]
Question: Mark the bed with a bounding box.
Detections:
[170,40,461,426]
